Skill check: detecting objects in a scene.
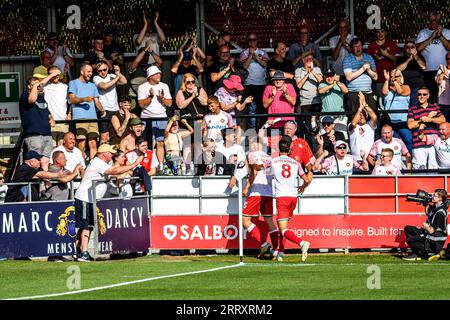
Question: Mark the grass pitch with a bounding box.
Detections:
[1,253,449,300]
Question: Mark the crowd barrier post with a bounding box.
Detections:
[237,176,244,264]
[91,179,99,260]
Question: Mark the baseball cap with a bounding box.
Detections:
[24,150,44,160]
[321,115,335,124]
[183,51,192,61]
[97,144,117,154]
[323,68,336,77]
[301,51,314,59]
[223,75,244,91]
[129,118,144,126]
[146,65,161,78]
[334,140,348,149]
[271,70,286,81]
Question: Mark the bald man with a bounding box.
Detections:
[420,122,450,168]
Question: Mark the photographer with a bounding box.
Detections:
[403,189,448,261]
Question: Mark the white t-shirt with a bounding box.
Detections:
[51,145,86,189]
[44,46,74,75]
[426,135,450,168]
[51,145,86,172]
[329,34,355,76]
[137,81,172,118]
[416,28,450,71]
[75,157,111,203]
[349,122,376,161]
[247,151,273,197]
[203,111,234,144]
[369,138,409,169]
[321,154,361,176]
[93,74,119,112]
[372,163,402,176]
[215,143,246,164]
[272,155,305,197]
[43,82,68,121]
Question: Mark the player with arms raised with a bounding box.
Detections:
[272,135,312,261]
[241,138,279,259]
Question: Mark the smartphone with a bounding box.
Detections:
[174,110,181,117]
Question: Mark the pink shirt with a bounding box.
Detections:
[321,154,361,176]
[369,138,409,169]
[263,83,297,128]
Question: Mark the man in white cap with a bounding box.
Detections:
[314,140,369,175]
[137,65,172,170]
[74,144,144,262]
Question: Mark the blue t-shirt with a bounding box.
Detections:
[68,79,99,119]
[19,93,51,136]
[384,91,410,123]
[343,53,376,92]
[319,82,344,113]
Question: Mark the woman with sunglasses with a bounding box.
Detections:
[175,73,207,174]
[381,68,412,154]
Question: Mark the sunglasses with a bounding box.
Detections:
[322,123,333,127]
[446,57,450,60]
[247,38,257,41]
[417,93,429,97]
[0,176,4,180]
[286,120,297,126]
[336,146,346,150]
[98,68,108,72]
[185,80,195,84]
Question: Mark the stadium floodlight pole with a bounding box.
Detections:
[237,176,244,264]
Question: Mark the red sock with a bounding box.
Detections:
[247,223,261,243]
[260,228,268,245]
[269,229,279,250]
[282,229,302,246]
[277,232,286,253]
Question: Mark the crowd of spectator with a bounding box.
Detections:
[3,9,450,202]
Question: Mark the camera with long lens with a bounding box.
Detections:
[406,189,433,206]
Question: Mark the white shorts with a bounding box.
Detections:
[412,147,438,170]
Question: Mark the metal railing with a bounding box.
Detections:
[1,174,445,225]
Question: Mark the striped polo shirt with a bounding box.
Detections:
[407,104,442,149]
[343,53,376,92]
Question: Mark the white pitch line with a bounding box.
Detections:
[6,263,242,301]
[243,262,447,267]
